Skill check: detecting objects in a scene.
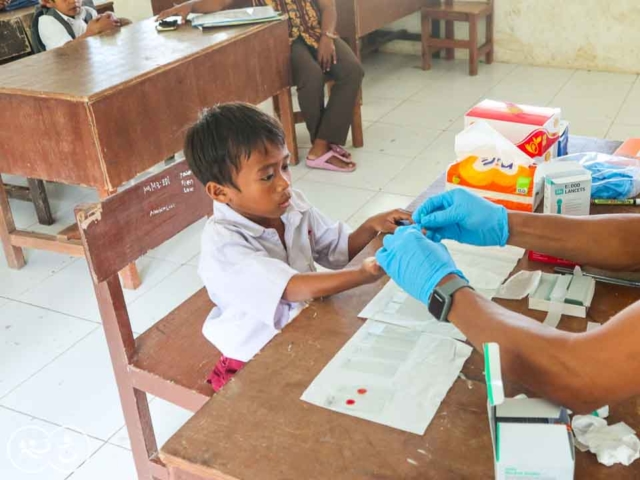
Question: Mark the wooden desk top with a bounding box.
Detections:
[160,138,640,479]
[0,18,291,190]
[0,18,282,100]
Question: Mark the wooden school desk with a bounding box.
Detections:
[159,136,640,479]
[0,17,297,287]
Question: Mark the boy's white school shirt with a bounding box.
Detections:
[199,189,352,362]
[38,6,97,51]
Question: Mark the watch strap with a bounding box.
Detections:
[439,275,473,297]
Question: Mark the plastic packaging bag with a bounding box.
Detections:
[555,152,640,200]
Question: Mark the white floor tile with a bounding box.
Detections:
[127,265,204,335]
[363,67,438,100]
[357,123,441,158]
[556,70,636,99]
[147,218,206,265]
[1,329,126,441]
[360,96,405,123]
[606,123,640,141]
[294,180,376,223]
[382,132,456,197]
[410,76,490,105]
[565,117,613,139]
[614,98,640,126]
[108,397,193,451]
[346,192,415,230]
[446,116,466,133]
[303,150,412,191]
[485,83,560,108]
[551,93,626,121]
[0,407,102,480]
[0,301,97,399]
[18,257,181,323]
[0,250,76,299]
[379,96,472,131]
[66,444,136,480]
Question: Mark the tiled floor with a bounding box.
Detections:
[1,53,639,479]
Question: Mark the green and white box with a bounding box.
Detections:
[544,167,592,216]
[484,343,575,480]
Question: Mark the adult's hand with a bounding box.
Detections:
[376,225,464,304]
[317,36,336,72]
[412,189,509,247]
[156,0,194,22]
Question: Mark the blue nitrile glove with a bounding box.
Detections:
[412,189,509,247]
[376,225,465,305]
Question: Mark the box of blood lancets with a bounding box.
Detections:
[465,100,564,164]
[484,343,575,480]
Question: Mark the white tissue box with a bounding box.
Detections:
[484,343,575,480]
[528,273,595,318]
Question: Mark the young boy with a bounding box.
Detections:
[185,103,412,391]
[34,0,124,52]
[159,0,363,173]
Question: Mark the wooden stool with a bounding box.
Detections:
[291,80,364,149]
[421,0,494,76]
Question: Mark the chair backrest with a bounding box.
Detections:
[77,160,211,285]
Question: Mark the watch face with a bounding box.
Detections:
[428,290,447,320]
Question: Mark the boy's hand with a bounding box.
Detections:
[86,13,121,36]
[0,0,12,10]
[360,257,385,283]
[156,1,194,22]
[366,209,413,235]
[317,36,336,72]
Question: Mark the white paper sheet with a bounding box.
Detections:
[301,320,472,435]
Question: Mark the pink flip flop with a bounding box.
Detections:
[330,144,352,159]
[306,149,356,172]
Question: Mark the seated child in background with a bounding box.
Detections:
[185,103,412,391]
[34,0,126,52]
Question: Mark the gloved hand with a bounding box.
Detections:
[412,189,509,247]
[375,225,465,305]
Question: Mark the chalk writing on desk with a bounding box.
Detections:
[149,203,176,217]
[143,176,171,195]
[180,170,193,179]
[181,178,195,193]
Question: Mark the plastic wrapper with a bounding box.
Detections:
[556,152,640,199]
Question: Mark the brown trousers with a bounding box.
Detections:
[291,37,364,146]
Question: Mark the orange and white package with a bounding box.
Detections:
[465,100,562,164]
[446,121,543,212]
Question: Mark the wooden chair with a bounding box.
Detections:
[76,161,219,480]
[421,0,494,76]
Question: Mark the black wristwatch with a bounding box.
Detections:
[428,276,473,322]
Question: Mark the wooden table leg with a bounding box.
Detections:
[273,88,299,165]
[98,187,142,290]
[27,178,54,226]
[0,175,26,268]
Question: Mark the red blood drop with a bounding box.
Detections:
[346,399,356,406]
[357,388,368,395]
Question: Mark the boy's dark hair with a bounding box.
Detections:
[184,102,286,190]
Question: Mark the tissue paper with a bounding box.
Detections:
[572,415,640,467]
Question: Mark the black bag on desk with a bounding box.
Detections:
[30,0,95,53]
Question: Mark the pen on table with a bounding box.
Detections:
[553,267,640,288]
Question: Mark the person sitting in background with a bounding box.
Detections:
[158,0,364,173]
[32,0,128,52]
[1,0,39,12]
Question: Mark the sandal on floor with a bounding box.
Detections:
[306,150,356,172]
[330,144,352,159]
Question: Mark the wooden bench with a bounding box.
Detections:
[76,160,219,480]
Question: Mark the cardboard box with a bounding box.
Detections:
[465,100,563,164]
[543,167,592,216]
[484,343,575,480]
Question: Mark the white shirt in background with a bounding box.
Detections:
[198,189,352,362]
[38,6,97,50]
